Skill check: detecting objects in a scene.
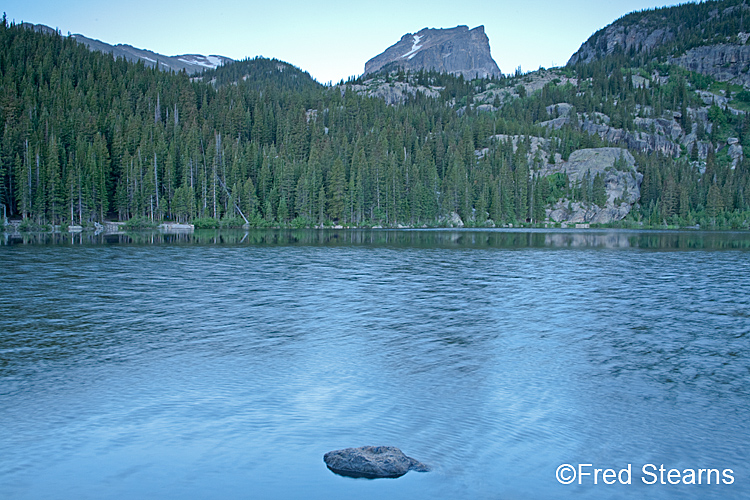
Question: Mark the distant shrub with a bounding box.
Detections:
[124,216,157,230]
[243,213,271,228]
[192,217,220,229]
[219,216,245,228]
[18,219,50,232]
[290,216,313,228]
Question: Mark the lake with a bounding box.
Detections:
[1,228,748,499]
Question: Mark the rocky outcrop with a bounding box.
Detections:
[446,212,464,227]
[540,104,725,160]
[669,44,750,88]
[469,70,578,110]
[696,90,729,108]
[568,20,674,66]
[567,2,750,88]
[490,134,560,164]
[548,200,635,225]
[19,23,58,36]
[323,446,430,479]
[580,116,684,157]
[348,80,442,105]
[483,139,644,223]
[727,137,744,168]
[539,148,643,224]
[364,26,501,79]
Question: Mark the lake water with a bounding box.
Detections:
[1,229,748,499]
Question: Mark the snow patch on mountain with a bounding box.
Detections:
[365,26,501,79]
[177,55,226,69]
[54,25,233,74]
[401,35,423,60]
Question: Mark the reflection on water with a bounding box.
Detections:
[0,229,748,500]
[4,227,750,250]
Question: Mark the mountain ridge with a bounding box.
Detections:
[21,22,232,74]
[567,0,750,88]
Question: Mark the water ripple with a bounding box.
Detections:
[0,230,748,499]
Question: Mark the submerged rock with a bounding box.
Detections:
[323,446,430,479]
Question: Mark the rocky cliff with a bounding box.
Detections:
[486,135,643,224]
[567,18,674,66]
[364,26,501,79]
[567,1,750,88]
[348,79,442,105]
[540,98,744,168]
[668,43,750,88]
[540,148,643,224]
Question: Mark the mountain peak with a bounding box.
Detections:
[364,25,500,79]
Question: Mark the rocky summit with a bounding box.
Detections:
[364,25,501,79]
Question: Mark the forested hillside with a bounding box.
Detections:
[569,0,750,65]
[1,4,750,231]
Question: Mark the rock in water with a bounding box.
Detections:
[323,446,431,478]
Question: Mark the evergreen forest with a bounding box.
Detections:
[1,2,750,232]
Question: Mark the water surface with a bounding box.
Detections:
[1,229,748,499]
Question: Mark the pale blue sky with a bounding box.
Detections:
[5,0,692,83]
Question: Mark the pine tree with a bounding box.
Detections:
[327,157,346,221]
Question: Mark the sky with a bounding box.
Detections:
[5,0,694,84]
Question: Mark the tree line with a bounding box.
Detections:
[1,15,749,231]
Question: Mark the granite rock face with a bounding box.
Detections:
[579,117,684,158]
[323,446,430,479]
[348,80,441,105]
[567,3,750,88]
[539,148,643,224]
[668,44,750,88]
[364,26,501,79]
[568,19,674,66]
[540,103,724,161]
